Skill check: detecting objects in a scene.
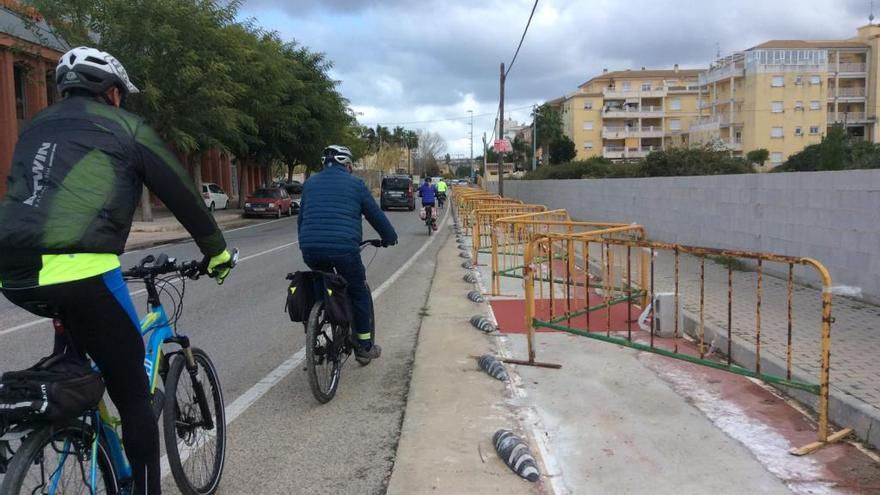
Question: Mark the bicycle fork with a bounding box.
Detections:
[166,337,215,431]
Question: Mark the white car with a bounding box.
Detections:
[201,182,229,211]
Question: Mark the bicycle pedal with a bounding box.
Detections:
[151,389,165,421]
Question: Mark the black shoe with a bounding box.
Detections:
[355,343,382,366]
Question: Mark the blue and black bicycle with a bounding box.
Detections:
[0,250,236,495]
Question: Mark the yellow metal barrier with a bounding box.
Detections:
[471,204,548,263]
[515,232,850,455]
[458,195,523,235]
[490,210,646,297]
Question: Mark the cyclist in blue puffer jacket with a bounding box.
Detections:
[297,145,398,364]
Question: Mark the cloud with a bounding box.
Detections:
[240,0,870,156]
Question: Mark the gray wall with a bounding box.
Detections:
[491,170,880,303]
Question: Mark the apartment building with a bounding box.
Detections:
[554,67,703,160]
[691,24,880,168]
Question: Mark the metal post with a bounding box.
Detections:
[468,110,474,177]
[532,104,537,171]
[498,63,505,197]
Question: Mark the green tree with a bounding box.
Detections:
[819,124,847,171]
[746,148,769,168]
[639,146,754,177]
[549,136,577,164]
[532,104,562,165]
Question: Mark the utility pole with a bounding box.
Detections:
[482,132,487,187]
[532,104,537,171]
[498,63,505,197]
[468,110,474,177]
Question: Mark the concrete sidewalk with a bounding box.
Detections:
[390,226,880,494]
[387,235,538,494]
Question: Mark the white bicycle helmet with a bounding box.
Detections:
[56,46,140,97]
[322,145,354,167]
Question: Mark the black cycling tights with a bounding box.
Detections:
[3,273,160,495]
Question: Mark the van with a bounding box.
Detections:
[380,175,415,211]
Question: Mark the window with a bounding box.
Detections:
[810,126,820,135]
[669,119,682,131]
[641,83,651,91]
[795,100,804,111]
[13,65,26,122]
[810,100,821,110]
[584,141,594,150]
[622,81,632,91]
[795,127,803,136]
[771,152,784,164]
[670,98,681,111]
[209,184,223,193]
[771,127,784,138]
[772,101,784,113]
[583,121,593,130]
[584,100,593,110]
[795,75,803,85]
[810,75,821,85]
[772,75,784,87]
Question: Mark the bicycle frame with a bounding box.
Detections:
[46,301,175,494]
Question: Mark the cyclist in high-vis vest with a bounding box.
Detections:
[0,47,233,495]
[435,178,448,207]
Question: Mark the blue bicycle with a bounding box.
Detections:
[0,251,236,495]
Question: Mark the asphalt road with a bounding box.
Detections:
[0,204,451,494]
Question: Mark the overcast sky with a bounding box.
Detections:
[240,0,870,157]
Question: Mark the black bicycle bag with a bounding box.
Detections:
[0,353,105,423]
[286,271,317,323]
[320,272,353,327]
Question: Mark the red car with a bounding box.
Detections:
[243,187,297,218]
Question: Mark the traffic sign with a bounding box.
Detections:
[494,139,512,153]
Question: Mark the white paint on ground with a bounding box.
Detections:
[649,360,836,495]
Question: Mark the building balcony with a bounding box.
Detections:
[700,64,745,85]
[827,112,869,123]
[602,106,665,118]
[835,62,867,74]
[603,87,668,99]
[666,84,701,93]
[602,125,665,139]
[828,87,866,98]
[602,146,660,159]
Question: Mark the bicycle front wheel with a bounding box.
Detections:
[0,421,118,495]
[306,302,343,403]
[163,348,226,495]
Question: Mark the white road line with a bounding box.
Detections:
[0,240,301,337]
[160,206,450,478]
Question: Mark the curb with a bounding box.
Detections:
[125,217,271,252]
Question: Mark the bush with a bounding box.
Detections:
[523,157,639,180]
[639,146,755,177]
[772,124,880,172]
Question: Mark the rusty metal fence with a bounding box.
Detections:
[514,232,850,455]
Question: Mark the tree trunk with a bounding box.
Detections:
[236,159,246,209]
[191,154,203,191]
[286,162,294,183]
[139,184,153,222]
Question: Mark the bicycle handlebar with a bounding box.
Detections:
[123,248,239,281]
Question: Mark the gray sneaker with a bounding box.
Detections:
[355,343,382,366]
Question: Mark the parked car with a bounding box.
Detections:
[201,182,229,211]
[380,175,415,211]
[281,180,303,195]
[243,187,296,218]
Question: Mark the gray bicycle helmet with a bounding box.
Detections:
[322,145,354,167]
[56,46,140,97]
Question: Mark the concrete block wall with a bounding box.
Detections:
[491,169,880,303]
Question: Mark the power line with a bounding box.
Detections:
[505,0,539,78]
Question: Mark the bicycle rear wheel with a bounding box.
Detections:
[163,348,226,495]
[305,302,343,403]
[0,421,118,495]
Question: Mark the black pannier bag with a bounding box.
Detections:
[0,353,105,423]
[319,272,353,327]
[285,271,317,323]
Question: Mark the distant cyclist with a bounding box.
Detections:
[435,178,448,208]
[418,177,438,230]
[297,145,398,364]
[0,47,234,495]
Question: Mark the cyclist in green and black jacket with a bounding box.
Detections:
[0,46,233,495]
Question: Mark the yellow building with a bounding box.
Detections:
[691,25,880,168]
[555,67,703,160]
